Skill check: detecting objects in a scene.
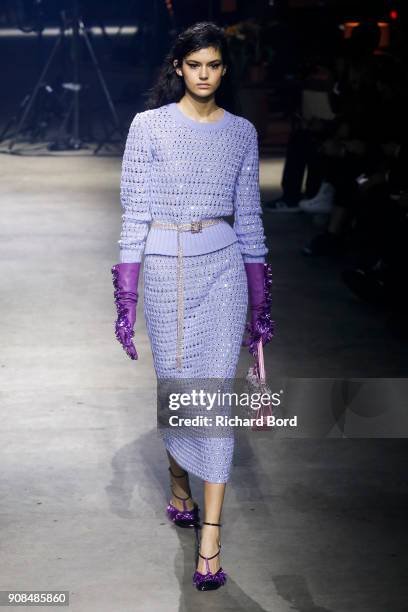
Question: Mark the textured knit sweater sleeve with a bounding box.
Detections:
[118,113,153,263]
[232,123,267,263]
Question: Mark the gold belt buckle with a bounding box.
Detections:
[190,220,202,233]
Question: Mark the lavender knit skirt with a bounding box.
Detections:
[143,241,248,483]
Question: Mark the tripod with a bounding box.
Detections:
[6,0,123,153]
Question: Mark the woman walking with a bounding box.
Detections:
[111,21,273,591]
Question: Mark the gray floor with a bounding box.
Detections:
[1,153,407,611]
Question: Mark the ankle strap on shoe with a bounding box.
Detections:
[170,486,192,502]
[198,545,221,562]
[168,466,188,478]
[202,521,222,527]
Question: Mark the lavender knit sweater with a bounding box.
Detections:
[118,102,268,263]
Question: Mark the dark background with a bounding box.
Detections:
[0,0,406,149]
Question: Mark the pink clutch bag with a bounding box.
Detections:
[246,339,273,431]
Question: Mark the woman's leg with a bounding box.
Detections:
[196,481,226,575]
[166,449,195,511]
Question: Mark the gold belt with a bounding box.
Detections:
[150,218,224,371]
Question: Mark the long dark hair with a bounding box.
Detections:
[144,21,237,113]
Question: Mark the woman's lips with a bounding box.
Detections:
[197,84,210,87]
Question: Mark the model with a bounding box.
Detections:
[111,21,273,591]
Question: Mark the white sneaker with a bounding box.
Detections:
[264,198,301,213]
[299,181,334,214]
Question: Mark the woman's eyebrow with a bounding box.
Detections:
[186,60,221,64]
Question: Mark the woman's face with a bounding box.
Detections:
[173,46,226,99]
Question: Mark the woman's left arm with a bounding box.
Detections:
[232,122,268,263]
[233,122,274,353]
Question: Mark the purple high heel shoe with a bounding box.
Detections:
[192,521,227,591]
[166,466,200,528]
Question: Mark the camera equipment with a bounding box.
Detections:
[4,0,123,153]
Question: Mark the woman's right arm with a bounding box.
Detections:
[111,113,152,360]
[118,112,153,263]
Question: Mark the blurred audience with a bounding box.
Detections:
[265,53,339,212]
[341,141,408,310]
[303,50,407,255]
[265,19,408,315]
[265,20,383,213]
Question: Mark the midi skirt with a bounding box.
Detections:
[143,241,248,483]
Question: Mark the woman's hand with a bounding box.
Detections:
[111,263,141,360]
[114,306,138,360]
[243,262,274,355]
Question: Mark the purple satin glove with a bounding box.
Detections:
[111,262,141,360]
[243,262,274,355]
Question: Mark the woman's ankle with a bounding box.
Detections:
[169,472,195,510]
[171,495,194,511]
[197,526,221,574]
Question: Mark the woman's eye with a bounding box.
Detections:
[188,64,221,69]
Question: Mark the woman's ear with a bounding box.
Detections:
[173,60,182,76]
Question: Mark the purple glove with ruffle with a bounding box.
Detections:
[243,262,274,355]
[111,262,141,360]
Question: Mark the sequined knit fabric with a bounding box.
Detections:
[118,102,268,263]
[117,102,268,483]
[144,242,248,483]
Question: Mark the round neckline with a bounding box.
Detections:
[169,102,231,130]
